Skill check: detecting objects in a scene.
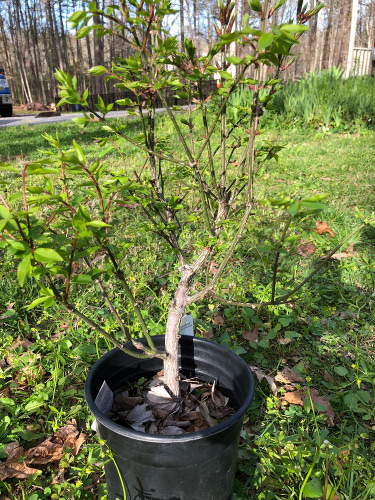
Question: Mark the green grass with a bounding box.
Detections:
[0,116,375,499]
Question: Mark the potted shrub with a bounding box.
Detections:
[0,0,355,498]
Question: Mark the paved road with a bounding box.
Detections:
[0,110,132,128]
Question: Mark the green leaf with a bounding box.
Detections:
[88,65,107,75]
[219,71,233,80]
[68,10,86,23]
[333,366,348,377]
[44,297,55,310]
[0,164,19,173]
[86,220,111,227]
[75,25,93,39]
[17,255,32,287]
[249,0,262,12]
[226,56,243,65]
[26,296,50,310]
[258,33,274,51]
[280,23,310,34]
[218,31,243,44]
[7,239,27,251]
[343,393,360,410]
[301,201,327,210]
[232,345,247,355]
[71,274,93,284]
[116,98,135,106]
[287,200,301,217]
[302,477,323,498]
[73,140,86,163]
[34,248,64,263]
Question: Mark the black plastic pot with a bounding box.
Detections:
[85,335,254,500]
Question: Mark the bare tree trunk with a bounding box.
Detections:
[9,0,32,102]
[308,0,318,72]
[50,0,64,70]
[83,0,93,67]
[0,11,18,98]
[334,0,350,68]
[164,250,209,397]
[19,0,41,102]
[93,2,105,96]
[180,0,185,51]
[322,0,334,69]
[193,0,198,50]
[184,0,194,40]
[207,0,212,47]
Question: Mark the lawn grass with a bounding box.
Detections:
[0,116,374,500]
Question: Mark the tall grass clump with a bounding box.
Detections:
[268,67,375,129]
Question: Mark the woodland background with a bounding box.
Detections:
[0,0,374,105]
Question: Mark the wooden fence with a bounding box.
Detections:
[350,47,373,76]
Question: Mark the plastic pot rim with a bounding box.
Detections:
[85,336,254,444]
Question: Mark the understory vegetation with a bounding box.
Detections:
[228,68,375,132]
[0,109,374,499]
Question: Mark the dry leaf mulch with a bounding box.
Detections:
[0,419,86,481]
[108,372,235,435]
[249,364,335,426]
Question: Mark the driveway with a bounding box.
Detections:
[0,110,132,128]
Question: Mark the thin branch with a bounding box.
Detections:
[271,217,291,303]
[86,105,188,166]
[187,203,254,304]
[65,231,79,301]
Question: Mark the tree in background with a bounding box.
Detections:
[0,0,375,105]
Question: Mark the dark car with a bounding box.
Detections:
[0,68,12,117]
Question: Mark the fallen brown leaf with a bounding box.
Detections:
[323,370,336,385]
[27,420,86,465]
[315,220,336,238]
[249,366,277,395]
[309,388,335,422]
[115,202,137,208]
[346,242,355,253]
[202,327,213,340]
[213,315,225,326]
[52,468,65,484]
[210,261,218,275]
[283,387,335,426]
[275,367,305,384]
[284,390,304,405]
[339,311,356,320]
[279,338,291,345]
[0,442,40,481]
[330,252,353,261]
[12,336,33,351]
[243,324,258,342]
[297,241,315,257]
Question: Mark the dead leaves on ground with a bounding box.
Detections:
[297,241,316,257]
[315,220,336,238]
[243,324,259,343]
[0,420,86,481]
[282,388,335,427]
[330,242,358,261]
[249,364,335,426]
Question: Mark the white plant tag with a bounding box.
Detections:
[91,419,98,432]
[180,314,194,336]
[94,380,114,415]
